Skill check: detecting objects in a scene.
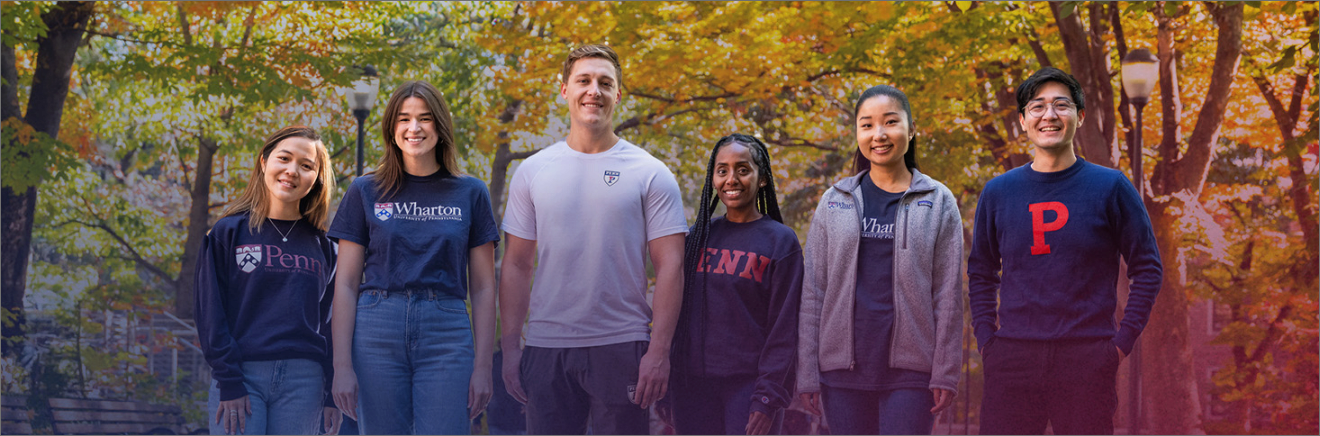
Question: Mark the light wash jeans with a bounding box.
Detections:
[207,359,325,435]
[353,289,474,435]
[820,384,935,435]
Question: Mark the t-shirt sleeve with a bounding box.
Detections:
[469,179,501,249]
[643,166,689,240]
[501,163,537,240]
[327,180,368,246]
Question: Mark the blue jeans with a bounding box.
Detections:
[207,359,325,435]
[820,384,934,435]
[353,290,474,435]
[671,375,784,435]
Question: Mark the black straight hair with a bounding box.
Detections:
[1014,66,1086,114]
[674,133,783,379]
[851,85,919,174]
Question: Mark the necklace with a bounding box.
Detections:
[268,218,297,242]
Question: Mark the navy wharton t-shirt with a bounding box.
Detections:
[328,171,499,298]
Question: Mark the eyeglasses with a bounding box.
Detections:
[1025,100,1077,118]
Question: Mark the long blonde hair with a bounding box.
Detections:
[221,126,335,232]
[372,80,461,200]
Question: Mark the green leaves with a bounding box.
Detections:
[1,118,77,191]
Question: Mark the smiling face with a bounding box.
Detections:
[393,96,439,165]
[262,136,320,209]
[1019,81,1085,153]
[560,57,621,130]
[855,95,914,172]
[713,142,764,216]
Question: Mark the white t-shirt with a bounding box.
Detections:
[503,139,688,348]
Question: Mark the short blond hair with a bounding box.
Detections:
[561,44,622,88]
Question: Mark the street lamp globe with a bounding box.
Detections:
[347,65,380,176]
[1121,49,1159,104]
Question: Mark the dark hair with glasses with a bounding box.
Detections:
[1015,67,1086,116]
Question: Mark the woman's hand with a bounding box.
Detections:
[322,406,342,435]
[214,395,251,435]
[331,369,359,420]
[468,367,493,420]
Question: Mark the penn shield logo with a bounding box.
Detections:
[604,170,621,186]
[374,203,394,221]
[235,244,262,273]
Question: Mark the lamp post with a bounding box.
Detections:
[348,65,380,176]
[1120,47,1158,435]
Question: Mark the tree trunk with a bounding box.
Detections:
[175,137,219,318]
[1142,3,1244,434]
[1049,1,1117,168]
[487,99,524,224]
[0,1,95,353]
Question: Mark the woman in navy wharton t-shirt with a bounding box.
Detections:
[671,134,803,435]
[328,81,499,435]
[797,85,964,435]
[196,126,341,435]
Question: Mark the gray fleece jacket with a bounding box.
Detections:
[796,169,964,395]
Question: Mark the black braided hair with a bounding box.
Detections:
[675,133,783,380]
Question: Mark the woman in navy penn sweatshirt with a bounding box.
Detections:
[195,126,340,435]
[669,134,804,435]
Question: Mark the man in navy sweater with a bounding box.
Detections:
[968,67,1163,435]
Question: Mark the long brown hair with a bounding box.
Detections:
[372,80,461,200]
[221,126,335,232]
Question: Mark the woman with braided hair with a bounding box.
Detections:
[669,133,804,435]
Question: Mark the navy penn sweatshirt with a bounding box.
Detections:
[676,215,803,415]
[194,213,336,405]
[967,159,1162,355]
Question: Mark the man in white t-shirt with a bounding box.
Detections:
[497,44,688,435]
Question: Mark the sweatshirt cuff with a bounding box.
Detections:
[748,396,779,417]
[974,328,996,353]
[218,380,249,401]
[1113,327,1138,355]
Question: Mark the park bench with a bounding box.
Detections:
[48,397,185,435]
[1,395,32,434]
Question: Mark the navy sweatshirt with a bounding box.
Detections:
[968,159,1162,355]
[676,215,803,416]
[195,213,336,404]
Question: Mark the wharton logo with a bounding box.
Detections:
[375,202,464,222]
[604,170,621,186]
[827,201,855,210]
[374,203,394,221]
[236,244,262,273]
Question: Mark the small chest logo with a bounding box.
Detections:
[374,203,393,221]
[235,244,262,273]
[827,201,854,210]
[917,200,933,208]
[604,170,621,186]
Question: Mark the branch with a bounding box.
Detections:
[67,217,176,285]
[507,150,538,160]
[177,3,193,46]
[1173,3,1243,193]
[1025,27,1054,67]
[630,91,738,104]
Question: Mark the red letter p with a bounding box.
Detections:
[1029,202,1069,255]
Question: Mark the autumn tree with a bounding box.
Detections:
[2,1,96,352]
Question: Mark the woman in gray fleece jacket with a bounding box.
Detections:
[796,85,964,435]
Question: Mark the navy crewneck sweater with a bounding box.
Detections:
[968,159,1162,355]
[195,213,336,403]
